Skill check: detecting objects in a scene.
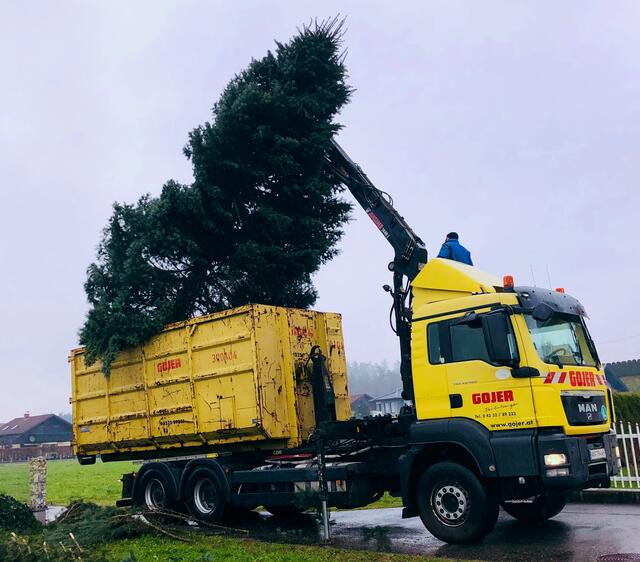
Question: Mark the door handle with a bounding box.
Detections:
[449,394,463,409]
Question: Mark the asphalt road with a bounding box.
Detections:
[242,503,640,562]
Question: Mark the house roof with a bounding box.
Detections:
[349,393,373,404]
[0,414,67,437]
[372,388,404,401]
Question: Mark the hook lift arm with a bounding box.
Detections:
[326,139,428,402]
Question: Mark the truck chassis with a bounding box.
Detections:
[114,411,618,544]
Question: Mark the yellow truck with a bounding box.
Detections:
[71,140,620,544]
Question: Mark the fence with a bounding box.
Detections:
[0,444,73,463]
[611,420,640,489]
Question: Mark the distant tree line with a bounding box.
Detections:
[346,361,401,398]
[612,393,640,422]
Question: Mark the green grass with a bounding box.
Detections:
[0,459,134,505]
[102,535,466,562]
[2,532,472,562]
[0,460,404,510]
[3,458,635,510]
[363,493,402,510]
[611,467,640,489]
[0,462,464,561]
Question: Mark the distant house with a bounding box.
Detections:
[372,388,408,416]
[350,393,373,418]
[0,413,73,462]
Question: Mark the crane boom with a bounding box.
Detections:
[326,139,428,402]
[327,140,428,280]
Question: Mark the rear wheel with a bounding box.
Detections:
[416,462,498,544]
[501,493,567,523]
[144,478,167,509]
[184,467,227,524]
[134,468,178,518]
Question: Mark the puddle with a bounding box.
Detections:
[34,505,67,524]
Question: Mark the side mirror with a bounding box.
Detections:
[482,312,516,366]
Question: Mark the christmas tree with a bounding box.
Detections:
[80,18,352,373]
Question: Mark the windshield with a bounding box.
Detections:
[524,314,598,368]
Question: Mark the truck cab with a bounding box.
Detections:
[324,139,621,543]
[398,257,619,541]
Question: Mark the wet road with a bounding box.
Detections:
[241,503,640,562]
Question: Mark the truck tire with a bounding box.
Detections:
[264,505,304,519]
[134,468,178,515]
[416,462,498,544]
[184,466,227,524]
[501,493,566,523]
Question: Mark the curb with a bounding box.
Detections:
[568,488,640,504]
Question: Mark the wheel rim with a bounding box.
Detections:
[193,478,217,515]
[431,482,469,527]
[144,478,167,510]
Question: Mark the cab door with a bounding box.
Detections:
[412,318,451,420]
[428,311,536,431]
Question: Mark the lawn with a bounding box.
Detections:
[2,530,472,562]
[103,535,466,562]
[611,466,640,489]
[5,458,635,510]
[0,458,134,505]
[0,462,467,562]
[0,459,404,509]
[360,492,402,509]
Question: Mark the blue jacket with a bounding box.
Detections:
[437,239,473,266]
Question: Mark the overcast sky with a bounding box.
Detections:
[1,1,638,420]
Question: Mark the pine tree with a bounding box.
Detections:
[80,19,352,373]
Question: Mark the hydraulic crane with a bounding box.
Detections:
[326,139,428,402]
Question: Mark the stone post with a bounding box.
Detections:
[28,456,47,513]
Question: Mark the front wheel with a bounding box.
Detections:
[501,493,566,523]
[416,462,498,544]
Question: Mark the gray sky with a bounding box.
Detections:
[1,1,638,420]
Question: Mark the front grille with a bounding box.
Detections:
[561,393,607,426]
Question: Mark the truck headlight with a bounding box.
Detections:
[544,453,567,467]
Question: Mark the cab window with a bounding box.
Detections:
[450,323,491,363]
[427,323,443,363]
[524,313,597,367]
[427,312,517,365]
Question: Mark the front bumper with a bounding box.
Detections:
[538,430,619,488]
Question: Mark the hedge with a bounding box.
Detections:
[613,392,640,423]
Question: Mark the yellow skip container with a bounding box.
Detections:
[70,305,351,461]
